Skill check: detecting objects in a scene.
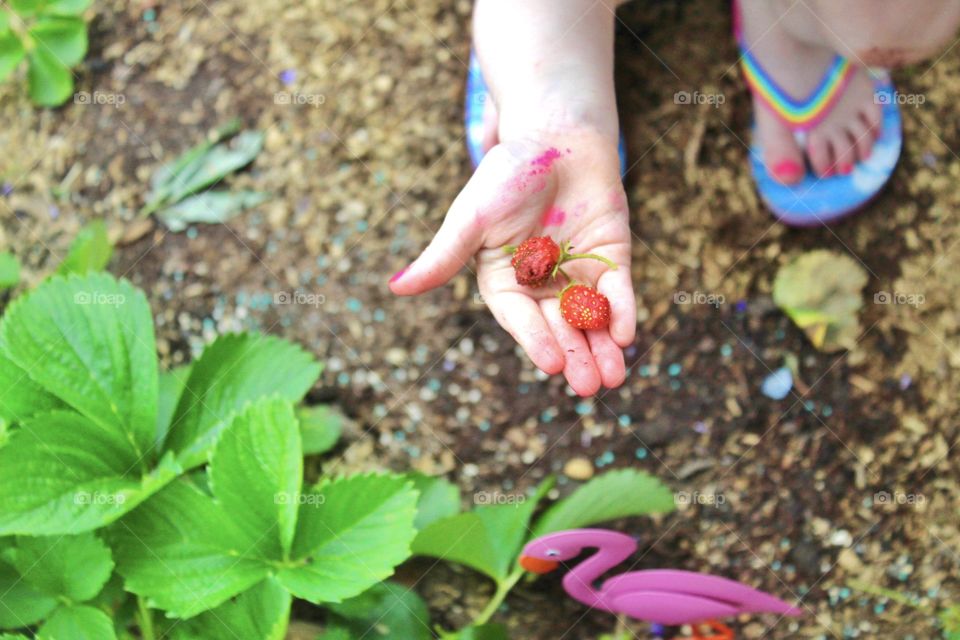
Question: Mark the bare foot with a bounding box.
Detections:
[739,0,882,183]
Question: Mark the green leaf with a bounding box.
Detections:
[9,532,113,602]
[0,556,57,628]
[208,397,302,558]
[155,364,190,448]
[0,11,9,31]
[412,479,551,582]
[532,469,675,537]
[316,629,353,640]
[327,582,431,640]
[0,33,24,86]
[163,333,320,469]
[297,405,342,456]
[9,0,43,17]
[37,604,116,640]
[56,219,112,275]
[42,0,93,15]
[0,253,19,291]
[0,350,65,423]
[407,473,460,530]
[156,191,269,232]
[144,128,263,213]
[0,634,31,640]
[27,46,72,107]
[110,478,271,618]
[445,624,508,640]
[773,250,868,353]
[0,412,181,535]
[0,273,158,456]
[28,16,87,67]
[170,578,291,640]
[277,474,418,604]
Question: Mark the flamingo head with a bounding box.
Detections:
[519,532,592,574]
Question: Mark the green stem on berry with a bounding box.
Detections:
[556,267,572,282]
[563,252,617,270]
[502,245,517,254]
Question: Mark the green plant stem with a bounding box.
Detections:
[472,568,524,627]
[137,596,156,640]
[564,252,617,270]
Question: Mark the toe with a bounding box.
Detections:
[807,131,835,178]
[860,99,883,140]
[832,129,858,176]
[850,117,876,164]
[756,105,805,184]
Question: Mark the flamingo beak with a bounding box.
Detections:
[519,555,559,574]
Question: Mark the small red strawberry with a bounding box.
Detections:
[559,284,611,330]
[509,236,561,287]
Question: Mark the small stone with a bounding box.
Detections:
[830,529,853,547]
[563,457,594,481]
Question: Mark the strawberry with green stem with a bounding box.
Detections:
[505,237,617,287]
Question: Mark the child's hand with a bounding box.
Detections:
[390,131,635,396]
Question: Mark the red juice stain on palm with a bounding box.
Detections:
[509,147,567,193]
[540,206,566,227]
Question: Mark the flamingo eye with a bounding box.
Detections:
[546,550,559,557]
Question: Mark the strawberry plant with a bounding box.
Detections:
[411,469,675,638]
[0,0,91,107]
[0,271,421,638]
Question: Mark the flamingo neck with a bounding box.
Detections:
[561,532,636,611]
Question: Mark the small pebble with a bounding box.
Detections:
[563,457,594,480]
[899,373,912,390]
[279,69,297,85]
[761,367,793,400]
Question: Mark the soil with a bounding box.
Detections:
[1,0,958,639]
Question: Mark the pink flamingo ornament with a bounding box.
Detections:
[519,529,801,640]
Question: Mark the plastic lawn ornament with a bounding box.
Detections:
[519,529,801,640]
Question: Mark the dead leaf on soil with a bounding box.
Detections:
[773,250,868,353]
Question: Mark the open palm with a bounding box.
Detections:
[391,135,635,395]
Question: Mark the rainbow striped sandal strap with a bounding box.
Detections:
[737,46,856,133]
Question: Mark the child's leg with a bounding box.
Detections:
[740,0,960,184]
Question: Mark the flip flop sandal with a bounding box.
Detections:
[465,51,629,176]
[733,1,902,226]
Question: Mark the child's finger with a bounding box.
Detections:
[597,266,636,347]
[541,298,601,397]
[487,291,564,375]
[585,329,626,389]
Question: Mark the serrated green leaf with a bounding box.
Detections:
[327,581,431,640]
[163,333,320,469]
[209,398,301,558]
[156,364,190,448]
[0,351,65,423]
[412,479,551,582]
[0,556,57,628]
[0,273,158,456]
[277,474,418,604]
[0,33,24,84]
[156,191,269,232]
[109,478,271,618]
[170,578,291,640]
[29,16,86,67]
[10,532,113,602]
[56,219,112,275]
[27,46,72,106]
[42,0,92,15]
[773,250,868,353]
[407,473,460,530]
[297,405,342,456]
[532,469,675,537]
[0,253,19,291]
[37,604,116,640]
[0,412,181,535]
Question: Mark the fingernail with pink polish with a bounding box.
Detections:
[389,267,408,284]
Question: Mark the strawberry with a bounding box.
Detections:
[559,284,611,330]
[509,236,561,287]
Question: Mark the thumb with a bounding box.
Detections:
[389,142,553,296]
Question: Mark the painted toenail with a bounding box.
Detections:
[840,163,854,175]
[771,160,803,181]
